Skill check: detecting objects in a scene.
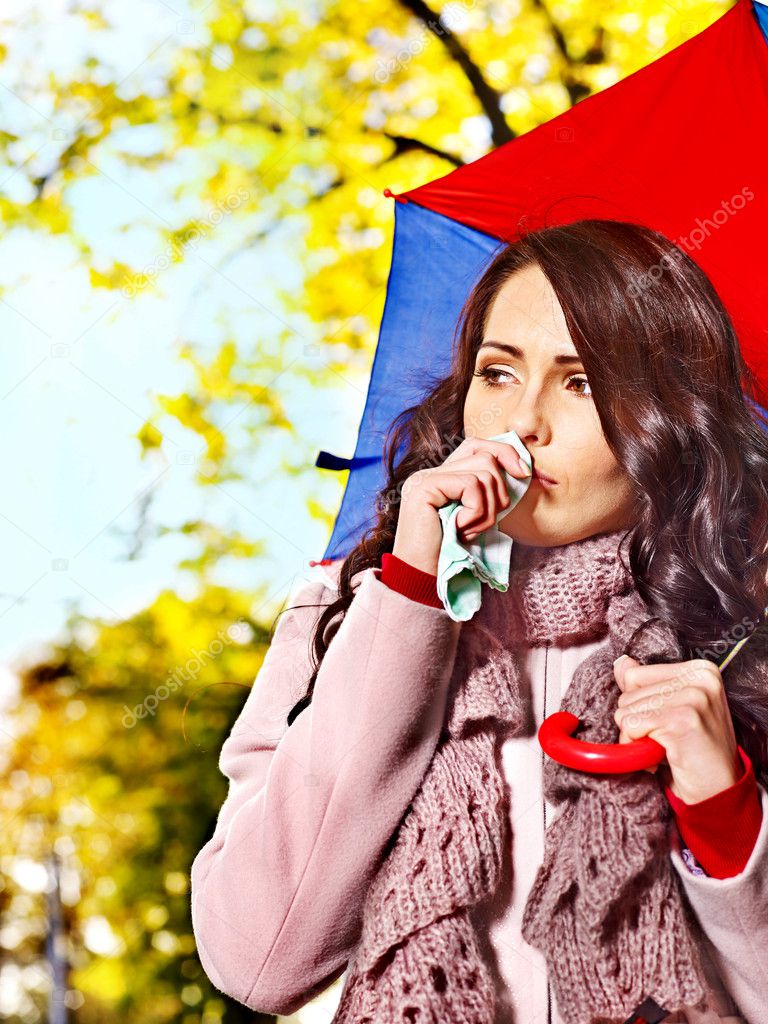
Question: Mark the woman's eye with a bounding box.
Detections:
[472,366,514,388]
[568,375,592,399]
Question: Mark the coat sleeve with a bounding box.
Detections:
[190,561,462,1016]
[667,781,768,1023]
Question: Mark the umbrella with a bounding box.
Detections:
[315,0,768,564]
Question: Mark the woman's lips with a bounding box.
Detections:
[532,469,558,486]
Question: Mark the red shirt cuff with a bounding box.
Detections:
[380,552,443,609]
[664,744,763,879]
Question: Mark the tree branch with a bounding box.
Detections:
[529,0,605,106]
[395,0,515,147]
[381,132,464,167]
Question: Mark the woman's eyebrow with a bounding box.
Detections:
[478,340,583,366]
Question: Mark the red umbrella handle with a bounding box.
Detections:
[538,607,768,774]
[538,711,667,774]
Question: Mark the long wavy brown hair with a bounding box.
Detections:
[281,218,768,782]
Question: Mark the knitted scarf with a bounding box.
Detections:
[330,526,727,1024]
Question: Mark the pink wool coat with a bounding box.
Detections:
[190,560,768,1023]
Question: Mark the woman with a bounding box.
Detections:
[191,219,768,1023]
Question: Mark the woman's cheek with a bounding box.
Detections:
[464,395,503,435]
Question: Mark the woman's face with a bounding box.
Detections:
[462,262,637,547]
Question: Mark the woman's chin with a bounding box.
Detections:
[498,515,551,547]
[498,507,578,549]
